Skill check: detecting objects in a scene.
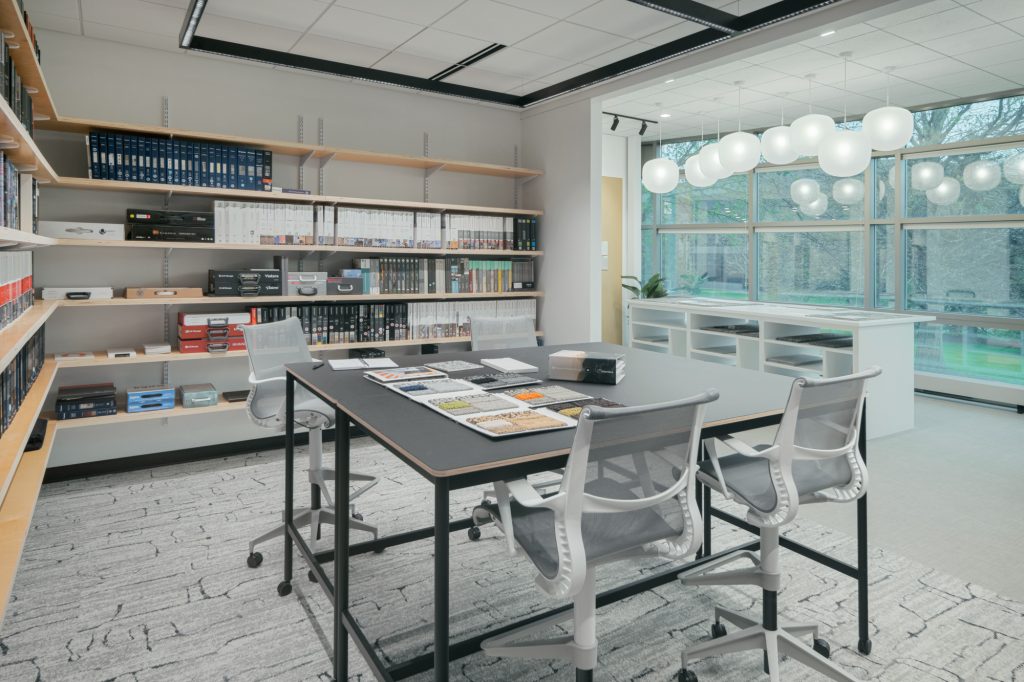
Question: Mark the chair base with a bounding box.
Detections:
[247,506,378,558]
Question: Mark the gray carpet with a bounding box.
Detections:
[1,439,1022,681]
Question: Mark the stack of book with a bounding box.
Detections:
[56,382,117,421]
[1,38,34,135]
[87,132,273,189]
[353,256,534,295]
[0,252,33,332]
[213,200,315,244]
[446,214,537,250]
[0,328,43,434]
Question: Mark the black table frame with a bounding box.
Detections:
[280,371,872,682]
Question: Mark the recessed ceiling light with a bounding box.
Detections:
[820,30,836,37]
[660,113,672,118]
[665,79,675,84]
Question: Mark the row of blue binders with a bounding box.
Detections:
[87,131,274,191]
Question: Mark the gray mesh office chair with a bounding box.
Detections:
[469,316,538,351]
[677,368,880,682]
[242,318,378,570]
[472,391,718,680]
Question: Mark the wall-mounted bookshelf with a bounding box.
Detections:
[0,95,57,181]
[50,238,542,257]
[56,291,543,307]
[46,399,247,430]
[0,226,55,248]
[0,300,58,368]
[0,359,55,505]
[0,0,56,121]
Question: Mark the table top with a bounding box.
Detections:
[287,342,794,482]
[631,298,933,328]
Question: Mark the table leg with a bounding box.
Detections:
[857,399,871,655]
[434,478,450,681]
[335,410,350,681]
[280,373,295,597]
[703,482,712,557]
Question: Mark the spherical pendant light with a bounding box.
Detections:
[790,113,835,156]
[1004,153,1024,184]
[926,177,960,205]
[719,131,762,172]
[910,161,944,191]
[833,178,865,205]
[684,155,715,188]
[963,159,1002,192]
[641,157,680,194]
[761,126,798,165]
[862,105,913,151]
[800,193,829,217]
[790,178,821,205]
[698,143,730,181]
[818,130,872,177]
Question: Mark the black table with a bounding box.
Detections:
[280,342,872,681]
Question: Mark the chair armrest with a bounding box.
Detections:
[248,373,285,385]
[719,436,780,461]
[702,438,733,501]
[505,478,564,511]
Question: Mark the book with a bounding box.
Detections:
[424,360,484,372]
[461,373,541,390]
[328,357,397,370]
[461,409,574,438]
[364,366,446,383]
[502,385,592,407]
[480,357,538,374]
[387,378,476,397]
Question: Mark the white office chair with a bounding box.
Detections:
[242,318,379,570]
[469,315,538,351]
[472,392,719,680]
[677,368,880,682]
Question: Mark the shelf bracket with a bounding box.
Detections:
[25,87,38,95]
[1,32,12,39]
[297,115,305,190]
[164,189,173,207]
[513,144,520,208]
[423,132,431,202]
[425,163,445,178]
[162,248,173,385]
[318,152,336,170]
[299,150,316,166]
[0,139,20,150]
[32,114,50,122]
[7,42,19,50]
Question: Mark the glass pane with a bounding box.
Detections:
[916,322,1024,386]
[904,146,1024,218]
[659,231,749,298]
[873,156,896,220]
[658,140,748,224]
[904,225,1024,318]
[757,230,864,306]
[641,226,656,282]
[642,186,655,225]
[756,167,865,222]
[872,224,895,309]
[911,95,1024,147]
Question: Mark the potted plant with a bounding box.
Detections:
[621,273,667,299]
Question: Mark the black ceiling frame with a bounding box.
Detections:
[179,0,844,109]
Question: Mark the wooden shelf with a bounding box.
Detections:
[50,238,542,257]
[49,176,543,216]
[55,291,543,307]
[39,116,543,180]
[0,226,56,248]
[0,301,58,369]
[0,0,58,120]
[0,359,55,507]
[49,399,247,430]
[51,332,544,368]
[0,93,57,181]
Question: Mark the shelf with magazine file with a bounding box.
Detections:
[54,291,543,308]
[48,238,542,257]
[50,332,546,368]
[0,0,56,121]
[0,357,55,507]
[0,92,57,181]
[44,398,247,431]
[38,115,543,180]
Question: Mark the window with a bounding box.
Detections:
[910,95,1024,147]
[756,167,864,223]
[757,229,864,307]
[915,322,1024,386]
[659,231,748,298]
[904,146,1024,219]
[658,140,748,225]
[873,224,895,309]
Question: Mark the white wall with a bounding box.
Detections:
[601,133,643,340]
[34,31,528,467]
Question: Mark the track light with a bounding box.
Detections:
[639,121,648,135]
[611,115,620,131]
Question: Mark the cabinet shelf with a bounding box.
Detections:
[0,226,56,249]
[0,301,58,369]
[0,359,55,506]
[0,0,57,121]
[47,399,247,430]
[53,291,543,307]
[50,238,542,257]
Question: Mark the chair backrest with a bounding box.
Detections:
[469,316,537,351]
[241,318,313,425]
[541,391,718,597]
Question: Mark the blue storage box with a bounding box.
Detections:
[127,384,176,413]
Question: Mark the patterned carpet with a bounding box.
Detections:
[1,439,1022,681]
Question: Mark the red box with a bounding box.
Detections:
[177,323,247,340]
[178,337,247,354]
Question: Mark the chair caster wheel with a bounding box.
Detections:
[468,526,482,541]
[277,581,292,597]
[308,569,317,583]
[352,512,364,521]
[710,622,727,639]
[678,669,698,682]
[813,638,831,659]
[247,552,263,568]
[858,639,872,655]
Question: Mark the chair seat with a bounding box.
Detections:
[481,477,678,580]
[698,448,852,513]
[250,385,335,429]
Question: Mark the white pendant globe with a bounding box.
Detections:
[698,143,731,180]
[790,178,820,205]
[833,178,865,205]
[926,177,961,205]
[800,193,828,217]
[910,161,944,191]
[761,126,799,165]
[719,131,762,172]
[818,130,872,177]
[1004,153,1024,184]
[963,159,1001,191]
[641,157,680,194]
[684,155,715,188]
[862,105,913,151]
[790,113,835,156]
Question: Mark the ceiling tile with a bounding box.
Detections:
[24,11,81,34]
[760,50,842,77]
[963,0,1024,22]
[1005,17,1024,36]
[474,47,572,80]
[637,20,703,45]
[396,28,493,63]
[433,0,556,45]
[330,0,463,26]
[310,6,422,51]
[568,0,679,40]
[815,30,914,58]
[955,39,1024,67]
[83,20,178,51]
[442,65,527,91]
[893,6,990,43]
[290,33,390,66]
[920,23,1021,56]
[865,0,959,28]
[206,0,328,33]
[515,21,630,61]
[372,51,452,79]
[491,0,599,20]
[81,0,182,37]
[199,15,304,52]
[798,22,874,47]
[856,45,952,71]
[27,0,79,19]
[982,58,1024,84]
[919,71,1019,97]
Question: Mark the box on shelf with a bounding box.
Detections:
[38,220,124,240]
[178,312,250,340]
[41,287,114,301]
[326,276,363,296]
[179,338,246,354]
[126,287,204,299]
[56,382,117,420]
[286,272,327,296]
[208,269,282,296]
[548,350,625,385]
[126,384,175,413]
[180,383,218,408]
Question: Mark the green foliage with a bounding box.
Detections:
[678,272,709,296]
[622,273,667,299]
